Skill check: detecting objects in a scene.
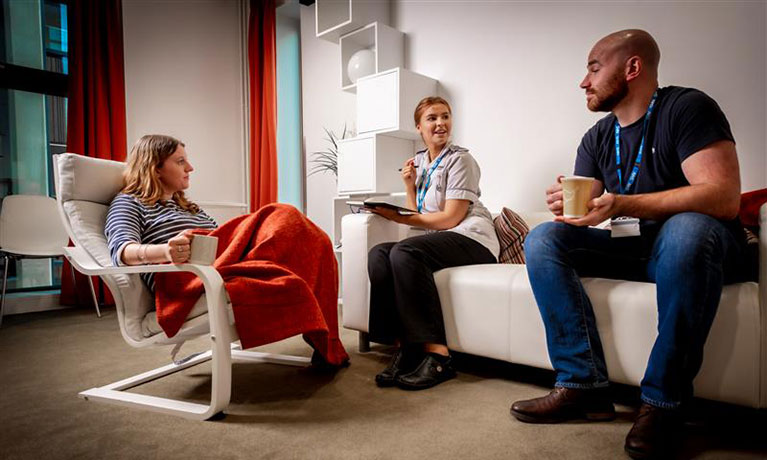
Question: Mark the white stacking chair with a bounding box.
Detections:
[0,194,101,328]
[52,153,310,420]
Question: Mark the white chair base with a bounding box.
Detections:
[79,342,311,420]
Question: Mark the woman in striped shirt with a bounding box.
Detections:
[106,134,349,368]
[105,134,217,292]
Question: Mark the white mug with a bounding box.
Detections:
[189,234,218,265]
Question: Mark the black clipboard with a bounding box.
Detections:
[347,200,418,216]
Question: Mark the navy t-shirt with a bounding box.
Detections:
[574,86,743,239]
[574,86,734,194]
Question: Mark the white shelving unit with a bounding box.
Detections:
[356,68,438,139]
[339,22,404,93]
[337,133,415,195]
[315,0,390,43]
[314,2,440,314]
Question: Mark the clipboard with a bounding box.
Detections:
[347,200,418,216]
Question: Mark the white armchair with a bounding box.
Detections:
[52,153,310,420]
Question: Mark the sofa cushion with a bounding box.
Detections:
[493,207,529,264]
[739,188,767,228]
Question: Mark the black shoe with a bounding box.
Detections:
[624,403,681,459]
[310,350,349,372]
[395,354,456,391]
[375,348,417,387]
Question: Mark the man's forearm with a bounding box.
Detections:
[615,183,740,221]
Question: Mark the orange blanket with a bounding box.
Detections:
[154,204,349,366]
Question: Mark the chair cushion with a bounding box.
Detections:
[493,207,530,264]
[56,153,125,205]
[64,200,155,340]
[142,295,209,337]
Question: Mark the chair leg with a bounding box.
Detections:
[0,255,9,328]
[358,331,371,353]
[69,262,101,318]
[86,276,101,318]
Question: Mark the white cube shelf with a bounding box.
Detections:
[315,0,390,43]
[357,68,438,140]
[340,22,403,92]
[337,133,415,195]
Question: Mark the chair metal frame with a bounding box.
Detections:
[53,154,310,420]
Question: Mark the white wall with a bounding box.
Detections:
[300,4,356,235]
[301,0,766,231]
[122,0,248,224]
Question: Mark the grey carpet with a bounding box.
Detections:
[0,307,765,460]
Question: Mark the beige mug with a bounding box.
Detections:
[562,176,595,218]
[189,234,219,265]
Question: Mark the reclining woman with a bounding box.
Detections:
[368,97,499,390]
[105,134,348,367]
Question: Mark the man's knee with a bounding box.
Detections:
[654,213,727,267]
[525,221,573,260]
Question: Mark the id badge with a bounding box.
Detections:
[610,217,640,238]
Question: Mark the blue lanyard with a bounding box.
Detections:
[416,150,447,213]
[614,91,657,195]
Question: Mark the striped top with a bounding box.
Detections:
[105,193,218,292]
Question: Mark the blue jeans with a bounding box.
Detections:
[525,213,746,409]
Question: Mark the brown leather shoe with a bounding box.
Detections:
[510,387,615,423]
[624,403,681,459]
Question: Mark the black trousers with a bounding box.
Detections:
[367,231,496,345]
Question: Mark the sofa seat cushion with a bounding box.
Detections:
[434,261,761,407]
[435,263,528,363]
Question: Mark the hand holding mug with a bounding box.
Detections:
[545,175,565,216]
[165,229,194,263]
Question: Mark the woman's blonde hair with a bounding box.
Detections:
[413,96,452,127]
[122,134,200,213]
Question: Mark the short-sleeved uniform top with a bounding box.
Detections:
[574,85,743,239]
[105,193,218,292]
[415,143,500,259]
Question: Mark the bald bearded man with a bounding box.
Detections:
[510,30,748,459]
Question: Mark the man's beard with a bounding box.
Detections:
[587,71,629,112]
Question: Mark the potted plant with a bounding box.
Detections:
[308,125,351,178]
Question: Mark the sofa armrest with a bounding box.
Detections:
[341,213,410,332]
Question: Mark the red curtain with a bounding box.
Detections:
[248,0,278,211]
[61,0,127,306]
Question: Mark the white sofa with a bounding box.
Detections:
[341,206,767,408]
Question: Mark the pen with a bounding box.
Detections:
[398,163,417,172]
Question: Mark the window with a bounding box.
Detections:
[1,0,69,293]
